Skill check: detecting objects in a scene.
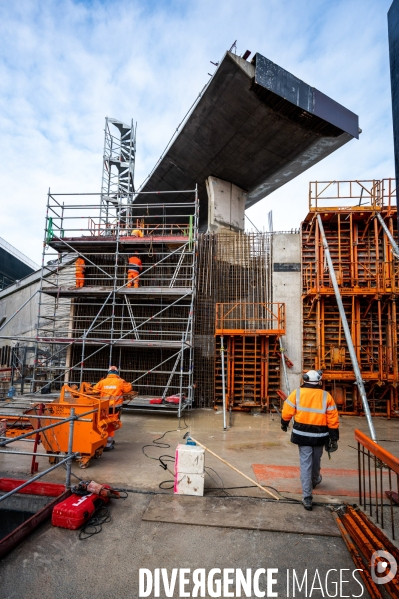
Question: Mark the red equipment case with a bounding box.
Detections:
[52,493,109,530]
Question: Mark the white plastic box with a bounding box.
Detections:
[174,473,205,496]
[174,444,205,496]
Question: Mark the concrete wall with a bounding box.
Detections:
[0,280,40,344]
[206,176,246,232]
[272,233,302,393]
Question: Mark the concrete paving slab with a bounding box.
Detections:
[142,494,341,537]
[0,492,370,599]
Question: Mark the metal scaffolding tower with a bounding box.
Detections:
[101,117,136,228]
[18,118,198,414]
[29,189,198,413]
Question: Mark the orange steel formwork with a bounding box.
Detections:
[214,302,285,411]
[302,179,399,416]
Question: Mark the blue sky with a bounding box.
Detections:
[0,0,394,263]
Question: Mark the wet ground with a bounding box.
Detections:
[2,407,399,502]
[1,408,398,598]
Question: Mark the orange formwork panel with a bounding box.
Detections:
[302,179,399,417]
[214,302,285,412]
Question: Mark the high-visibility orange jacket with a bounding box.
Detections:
[128,256,142,272]
[131,229,144,237]
[93,373,132,402]
[281,384,339,446]
[75,257,85,271]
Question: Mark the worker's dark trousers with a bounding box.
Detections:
[298,445,324,499]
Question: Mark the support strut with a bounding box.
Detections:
[317,215,377,443]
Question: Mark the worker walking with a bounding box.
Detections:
[93,366,132,450]
[75,257,85,288]
[127,253,142,288]
[281,370,339,511]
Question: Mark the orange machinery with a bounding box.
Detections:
[1,383,135,468]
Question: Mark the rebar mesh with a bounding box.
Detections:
[194,231,275,408]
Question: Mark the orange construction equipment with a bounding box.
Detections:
[127,254,142,288]
[75,257,85,288]
[0,381,135,468]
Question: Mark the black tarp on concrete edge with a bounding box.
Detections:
[388,0,399,237]
[137,51,359,229]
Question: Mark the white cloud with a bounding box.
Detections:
[0,0,394,261]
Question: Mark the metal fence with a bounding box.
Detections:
[0,406,96,503]
[355,428,399,541]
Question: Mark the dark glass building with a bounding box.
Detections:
[0,238,38,290]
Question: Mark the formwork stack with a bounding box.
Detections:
[302,179,399,417]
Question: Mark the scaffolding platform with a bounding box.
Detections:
[49,235,190,253]
[41,286,193,298]
[122,395,190,413]
[35,337,191,348]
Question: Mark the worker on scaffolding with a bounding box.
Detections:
[75,256,86,288]
[92,366,132,450]
[280,370,339,511]
[127,253,143,288]
[131,219,144,238]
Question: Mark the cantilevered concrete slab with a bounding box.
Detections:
[138,51,359,228]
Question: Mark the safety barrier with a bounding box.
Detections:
[355,428,399,540]
[0,406,96,503]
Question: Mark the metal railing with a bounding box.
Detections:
[215,302,285,335]
[0,407,96,503]
[309,178,396,211]
[355,428,399,540]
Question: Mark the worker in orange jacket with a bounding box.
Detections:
[281,370,339,511]
[131,228,144,237]
[127,254,142,288]
[75,257,85,288]
[93,366,132,450]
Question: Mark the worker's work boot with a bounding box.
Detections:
[104,438,115,452]
[313,474,322,489]
[302,497,313,511]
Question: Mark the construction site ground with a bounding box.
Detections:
[1,409,398,598]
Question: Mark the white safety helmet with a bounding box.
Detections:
[303,369,323,384]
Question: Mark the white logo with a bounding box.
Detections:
[371,550,397,585]
[72,494,93,507]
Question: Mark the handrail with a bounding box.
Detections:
[354,429,399,474]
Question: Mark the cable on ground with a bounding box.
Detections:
[79,506,111,540]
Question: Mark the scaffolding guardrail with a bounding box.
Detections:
[355,428,399,541]
[0,407,97,503]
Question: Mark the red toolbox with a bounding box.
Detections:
[52,493,109,530]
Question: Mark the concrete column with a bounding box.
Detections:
[206,176,246,232]
[272,233,302,393]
